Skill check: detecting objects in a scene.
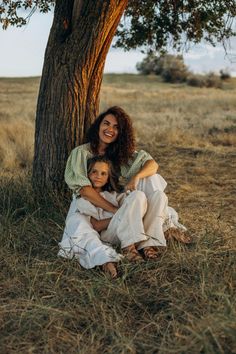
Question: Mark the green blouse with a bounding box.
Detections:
[65,143,153,194]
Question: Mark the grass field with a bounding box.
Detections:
[0,74,235,353]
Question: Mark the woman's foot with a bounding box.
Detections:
[102,262,118,279]
[122,244,143,262]
[142,246,159,260]
[164,228,192,244]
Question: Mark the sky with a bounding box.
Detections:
[1,11,236,77]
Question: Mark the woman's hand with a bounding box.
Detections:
[125,159,158,191]
[125,175,140,192]
[90,217,112,232]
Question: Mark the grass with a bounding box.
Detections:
[0,74,236,353]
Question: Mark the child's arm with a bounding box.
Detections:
[80,186,118,213]
[77,198,100,219]
[90,217,112,232]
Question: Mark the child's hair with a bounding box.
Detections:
[87,156,120,192]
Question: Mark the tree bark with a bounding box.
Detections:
[32,0,128,192]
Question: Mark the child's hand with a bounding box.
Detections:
[90,217,112,232]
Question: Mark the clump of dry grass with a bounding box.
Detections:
[0,75,236,353]
[0,120,34,170]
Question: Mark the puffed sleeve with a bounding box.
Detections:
[122,149,154,180]
[64,144,92,194]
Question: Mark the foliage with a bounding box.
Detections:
[159,54,189,83]
[137,52,229,87]
[205,72,223,88]
[187,72,223,88]
[136,53,162,75]
[0,0,54,29]
[116,0,236,51]
[1,0,236,52]
[186,73,207,87]
[137,53,190,83]
[220,69,231,80]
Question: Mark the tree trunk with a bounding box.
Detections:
[32,0,128,192]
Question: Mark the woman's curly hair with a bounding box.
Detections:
[86,106,136,166]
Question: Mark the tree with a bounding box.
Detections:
[136,53,189,83]
[136,53,163,75]
[1,0,236,192]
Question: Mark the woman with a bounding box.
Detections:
[58,106,187,275]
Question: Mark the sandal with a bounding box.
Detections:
[122,244,143,262]
[164,228,192,244]
[102,262,118,279]
[142,246,159,260]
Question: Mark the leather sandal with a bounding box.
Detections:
[142,246,159,260]
[122,244,143,262]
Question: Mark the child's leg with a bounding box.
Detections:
[58,199,122,269]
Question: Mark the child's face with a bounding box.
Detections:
[88,162,109,190]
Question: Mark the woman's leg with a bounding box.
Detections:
[137,190,168,251]
[101,190,149,249]
[136,176,168,250]
[137,173,167,197]
[137,174,189,248]
[58,198,122,269]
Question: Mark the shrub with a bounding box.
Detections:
[187,73,222,89]
[136,53,163,75]
[220,69,231,80]
[187,74,207,88]
[136,53,189,83]
[160,54,189,83]
[205,72,222,88]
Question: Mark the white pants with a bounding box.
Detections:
[58,191,149,269]
[58,174,185,269]
[101,188,167,249]
[101,190,149,248]
[58,198,122,269]
[137,174,187,233]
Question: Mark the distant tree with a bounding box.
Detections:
[1,0,235,191]
[220,69,231,80]
[161,54,189,83]
[136,53,162,75]
[137,53,189,83]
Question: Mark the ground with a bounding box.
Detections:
[0,74,235,353]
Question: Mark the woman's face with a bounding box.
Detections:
[98,114,119,146]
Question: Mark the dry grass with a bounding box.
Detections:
[0,75,235,353]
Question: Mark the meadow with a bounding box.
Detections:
[0,74,235,353]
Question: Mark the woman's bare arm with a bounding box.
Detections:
[80,186,118,213]
[125,159,158,191]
